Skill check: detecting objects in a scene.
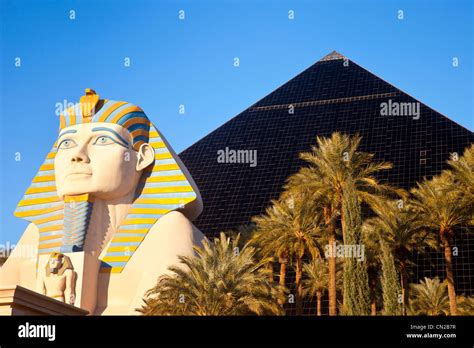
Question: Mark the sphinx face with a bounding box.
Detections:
[54,122,142,200]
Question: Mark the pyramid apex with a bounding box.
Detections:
[320,50,345,61]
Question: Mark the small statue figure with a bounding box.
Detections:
[37,252,76,305]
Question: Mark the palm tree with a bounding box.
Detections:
[411,173,471,316]
[457,295,474,315]
[302,257,343,315]
[229,223,275,283]
[137,232,285,315]
[447,144,474,207]
[229,223,257,248]
[251,215,290,289]
[408,277,474,316]
[252,194,323,315]
[408,277,450,316]
[363,199,436,314]
[302,258,328,315]
[286,132,402,315]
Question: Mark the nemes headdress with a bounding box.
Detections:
[14,89,202,273]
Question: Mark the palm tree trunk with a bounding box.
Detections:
[278,256,287,306]
[370,275,377,315]
[267,262,274,283]
[296,256,303,315]
[400,260,408,315]
[316,291,322,316]
[325,207,337,316]
[279,260,287,286]
[328,232,337,316]
[339,200,347,312]
[442,236,458,315]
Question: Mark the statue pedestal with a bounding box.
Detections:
[0,285,88,315]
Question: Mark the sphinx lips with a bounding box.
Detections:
[66,172,92,178]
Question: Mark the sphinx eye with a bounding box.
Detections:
[93,135,115,146]
[58,138,77,150]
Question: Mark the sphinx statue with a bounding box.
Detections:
[0,89,205,314]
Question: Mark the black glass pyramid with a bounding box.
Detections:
[179,51,474,310]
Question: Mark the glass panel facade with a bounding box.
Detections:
[180,53,474,314]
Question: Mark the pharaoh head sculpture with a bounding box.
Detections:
[46,252,73,276]
[15,89,203,273]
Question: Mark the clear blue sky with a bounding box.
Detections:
[0,0,472,245]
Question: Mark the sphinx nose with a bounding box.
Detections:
[70,147,90,163]
[72,155,86,163]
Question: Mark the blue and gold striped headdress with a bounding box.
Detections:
[14,89,202,273]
